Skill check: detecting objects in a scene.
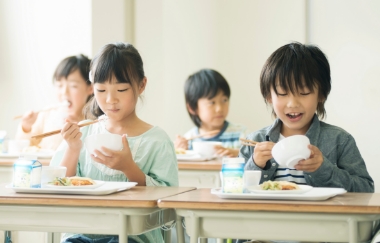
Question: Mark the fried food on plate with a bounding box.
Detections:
[260,180,299,190]
[70,176,94,186]
[50,176,95,186]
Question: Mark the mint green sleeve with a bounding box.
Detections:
[144,140,179,187]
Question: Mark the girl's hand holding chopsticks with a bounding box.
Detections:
[61,120,83,150]
[31,119,102,139]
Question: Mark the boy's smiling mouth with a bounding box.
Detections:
[287,112,302,119]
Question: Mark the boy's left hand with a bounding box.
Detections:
[294,144,323,172]
[90,134,133,172]
[214,145,239,157]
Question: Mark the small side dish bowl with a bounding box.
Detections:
[192,141,222,158]
[84,133,123,156]
[272,135,311,168]
[41,166,67,184]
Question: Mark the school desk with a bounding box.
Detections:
[0,184,196,243]
[158,188,380,243]
[177,158,222,188]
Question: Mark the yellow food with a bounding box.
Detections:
[260,180,299,190]
[70,177,94,186]
[50,177,95,186]
[22,145,41,153]
[175,148,186,154]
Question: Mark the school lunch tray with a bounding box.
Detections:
[211,187,347,201]
[6,181,137,195]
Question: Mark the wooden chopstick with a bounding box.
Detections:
[241,142,257,147]
[31,120,100,139]
[186,130,220,141]
[240,138,259,146]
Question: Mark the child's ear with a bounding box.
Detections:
[266,96,272,104]
[186,103,197,115]
[138,77,147,94]
[87,83,94,96]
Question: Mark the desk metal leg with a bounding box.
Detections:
[189,215,199,243]
[163,229,171,243]
[47,232,61,243]
[119,213,128,243]
[47,232,53,243]
[348,218,358,243]
[4,231,11,243]
[176,216,185,243]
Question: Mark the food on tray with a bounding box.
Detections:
[49,176,95,186]
[22,145,41,153]
[175,148,186,154]
[260,180,299,190]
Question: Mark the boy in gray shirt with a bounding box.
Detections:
[241,42,373,193]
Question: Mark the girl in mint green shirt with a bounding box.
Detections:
[50,42,178,243]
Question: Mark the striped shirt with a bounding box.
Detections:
[274,134,306,184]
[184,121,247,150]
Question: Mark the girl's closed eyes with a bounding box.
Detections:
[95,83,131,92]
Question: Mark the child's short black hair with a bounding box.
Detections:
[53,54,91,85]
[260,42,331,119]
[185,69,230,127]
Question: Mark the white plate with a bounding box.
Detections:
[247,185,313,194]
[176,151,216,161]
[211,187,346,201]
[6,182,137,195]
[45,180,105,189]
[176,150,197,157]
[0,150,54,159]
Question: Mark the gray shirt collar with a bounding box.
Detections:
[266,114,320,144]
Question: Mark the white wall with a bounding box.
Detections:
[0,0,134,138]
[309,0,380,191]
[0,0,92,138]
[135,0,306,137]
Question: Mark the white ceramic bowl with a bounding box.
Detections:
[84,133,123,155]
[192,141,222,158]
[271,135,311,168]
[41,166,67,184]
[8,139,30,154]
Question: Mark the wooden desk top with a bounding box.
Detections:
[177,158,222,171]
[0,184,195,208]
[0,158,50,166]
[158,188,380,214]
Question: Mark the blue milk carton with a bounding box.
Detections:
[13,155,42,188]
[221,158,245,193]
